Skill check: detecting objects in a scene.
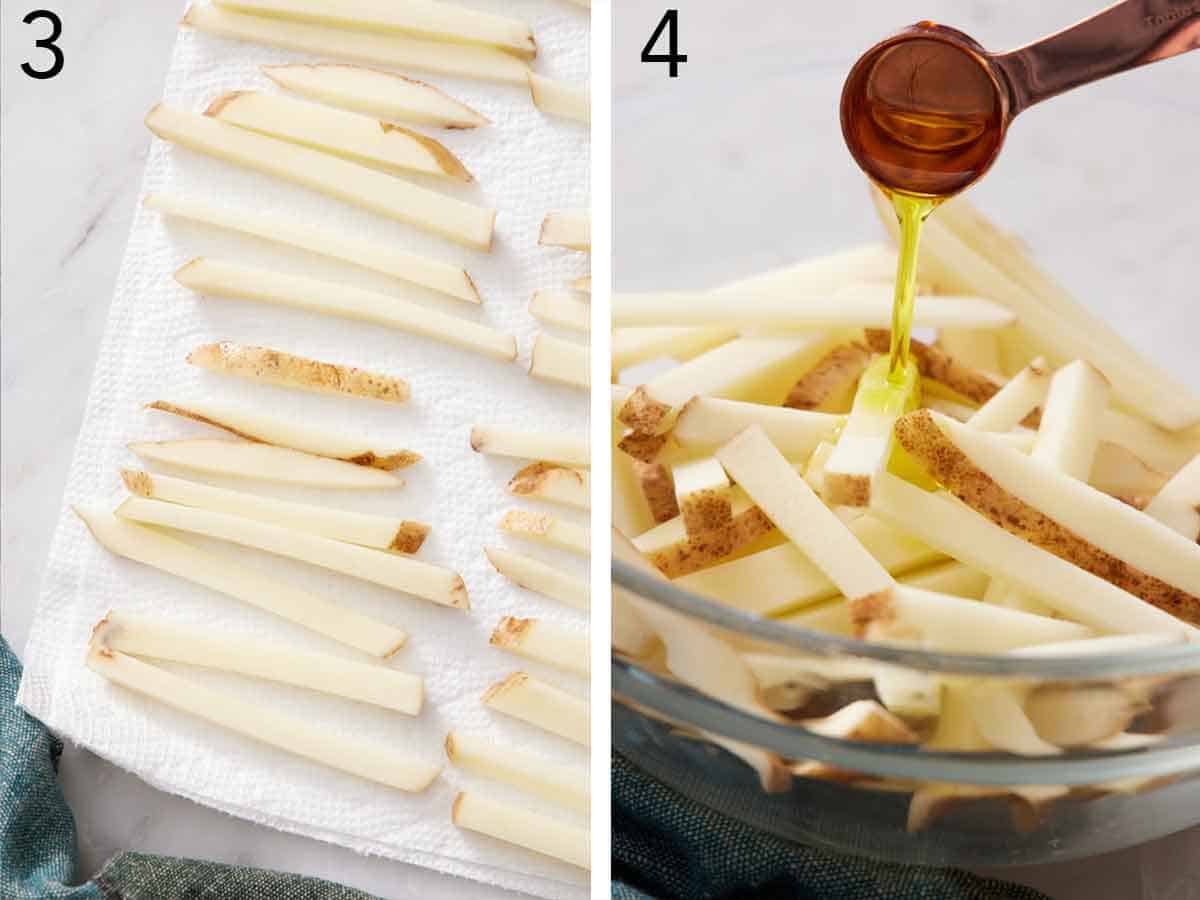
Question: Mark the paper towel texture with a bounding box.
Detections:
[17,3,591,897]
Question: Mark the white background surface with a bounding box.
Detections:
[2,1,585,897]
[612,1,1198,898]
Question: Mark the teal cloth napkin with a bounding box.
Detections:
[1,635,379,900]
[611,753,1051,900]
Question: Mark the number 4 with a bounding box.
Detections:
[641,10,687,78]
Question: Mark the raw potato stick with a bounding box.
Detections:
[634,460,680,524]
[611,288,1014,330]
[452,792,589,869]
[1031,360,1109,479]
[965,357,1049,431]
[445,731,588,813]
[117,497,468,608]
[672,457,733,534]
[184,5,530,85]
[529,333,589,389]
[206,91,473,181]
[539,211,590,251]
[528,73,589,123]
[507,462,590,510]
[895,409,1200,622]
[176,259,515,361]
[937,329,1001,374]
[214,0,536,57]
[863,329,1003,407]
[262,64,489,129]
[612,327,737,373]
[146,103,495,249]
[146,193,478,303]
[128,439,402,490]
[188,342,411,403]
[485,546,589,610]
[529,291,590,333]
[499,510,589,556]
[490,616,590,676]
[75,505,407,656]
[1144,455,1200,541]
[870,473,1191,637]
[620,334,845,435]
[87,642,439,791]
[482,672,589,745]
[672,397,842,458]
[95,610,422,714]
[121,469,429,553]
[899,561,991,599]
[716,426,895,603]
[148,398,421,471]
[784,342,872,410]
[470,426,589,467]
[1101,409,1199,476]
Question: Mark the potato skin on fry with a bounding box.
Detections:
[865,329,1001,406]
[189,342,411,403]
[894,408,1200,625]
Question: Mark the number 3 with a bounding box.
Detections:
[22,10,64,80]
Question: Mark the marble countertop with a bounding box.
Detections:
[0,3,527,897]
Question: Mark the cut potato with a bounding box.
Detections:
[936,329,1001,374]
[176,259,515,360]
[673,457,733,535]
[528,73,589,124]
[206,91,472,181]
[148,398,421,471]
[784,342,871,410]
[88,640,438,791]
[965,357,1049,432]
[612,327,737,373]
[619,334,844,435]
[1009,633,1184,658]
[672,397,841,459]
[75,505,406,656]
[1024,684,1147,748]
[778,599,854,636]
[471,426,589,467]
[121,469,428,553]
[146,104,494,249]
[539,211,590,251]
[965,683,1061,757]
[529,333,589,390]
[95,610,422,714]
[870,473,1191,636]
[485,546,589,610]
[613,448,657,538]
[851,584,1092,653]
[872,189,1200,429]
[1089,442,1168,507]
[188,342,411,403]
[445,731,587,813]
[261,63,489,129]
[529,290,590,333]
[632,460,679,524]
[676,515,941,617]
[129,439,402,490]
[184,4,529,85]
[824,355,919,507]
[1032,360,1109,479]
[572,275,591,293]
[717,426,895,602]
[900,561,995,600]
[1144,455,1200,540]
[894,409,1200,623]
[146,193,478,303]
[1101,409,1199,476]
[863,329,1002,407]
[451,791,588,869]
[612,288,1013,330]
[490,616,589,676]
[611,530,662,659]
[214,0,535,57]
[507,462,589,510]
[632,487,775,578]
[482,672,589,745]
[499,509,589,557]
[117,497,467,608]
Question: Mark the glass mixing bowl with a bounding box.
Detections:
[612,559,1200,868]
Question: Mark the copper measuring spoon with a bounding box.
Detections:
[841,0,1200,197]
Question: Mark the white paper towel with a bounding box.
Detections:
[17,2,591,897]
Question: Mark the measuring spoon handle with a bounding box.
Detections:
[992,0,1199,116]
